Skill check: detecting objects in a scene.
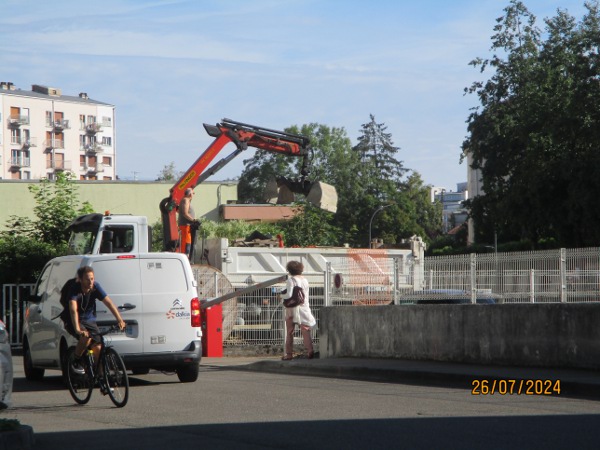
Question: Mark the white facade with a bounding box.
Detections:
[0,82,116,180]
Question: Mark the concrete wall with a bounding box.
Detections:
[319,304,600,370]
[0,180,238,229]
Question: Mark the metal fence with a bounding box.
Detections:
[1,283,35,347]
[423,247,600,303]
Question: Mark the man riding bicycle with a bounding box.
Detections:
[67,266,126,380]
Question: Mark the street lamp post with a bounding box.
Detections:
[368,203,394,249]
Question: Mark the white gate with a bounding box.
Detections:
[1,284,35,347]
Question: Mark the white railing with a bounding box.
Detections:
[10,157,30,167]
[1,284,35,347]
[44,139,64,149]
[423,247,600,303]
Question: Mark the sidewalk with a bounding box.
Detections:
[203,356,600,398]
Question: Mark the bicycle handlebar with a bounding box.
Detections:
[98,324,124,337]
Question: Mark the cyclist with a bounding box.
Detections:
[68,266,126,387]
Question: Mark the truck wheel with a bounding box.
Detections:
[23,341,45,381]
[176,363,199,383]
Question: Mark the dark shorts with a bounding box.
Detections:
[65,320,101,344]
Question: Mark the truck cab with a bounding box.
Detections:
[67,213,152,255]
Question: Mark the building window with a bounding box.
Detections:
[87,115,96,124]
[80,114,86,129]
[102,116,112,127]
[80,155,86,167]
[101,136,112,147]
[10,128,21,145]
[102,156,112,166]
[45,111,52,126]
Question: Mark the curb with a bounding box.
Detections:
[0,425,35,450]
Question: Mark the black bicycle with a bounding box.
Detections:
[66,325,129,408]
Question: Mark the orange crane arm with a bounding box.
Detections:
[159,119,311,252]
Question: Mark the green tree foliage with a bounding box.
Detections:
[0,172,93,283]
[352,116,441,247]
[237,120,442,247]
[26,172,94,246]
[463,0,600,247]
[353,114,408,198]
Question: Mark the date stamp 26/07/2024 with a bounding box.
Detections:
[471,379,561,396]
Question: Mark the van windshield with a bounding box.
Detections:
[67,230,97,255]
[66,213,103,255]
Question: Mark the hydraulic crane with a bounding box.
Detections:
[159,118,337,255]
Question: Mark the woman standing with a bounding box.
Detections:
[281,260,316,360]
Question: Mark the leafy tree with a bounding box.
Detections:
[237,150,294,203]
[278,204,340,247]
[0,172,93,283]
[156,162,183,182]
[463,0,600,248]
[353,114,408,198]
[352,116,440,246]
[26,172,94,247]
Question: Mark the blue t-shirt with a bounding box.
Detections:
[69,281,108,322]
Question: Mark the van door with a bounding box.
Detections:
[27,262,53,362]
[31,259,80,365]
[91,258,143,356]
[139,255,194,353]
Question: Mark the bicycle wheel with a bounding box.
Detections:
[102,347,129,407]
[66,349,93,405]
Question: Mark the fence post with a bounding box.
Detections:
[324,262,331,307]
[393,257,399,305]
[560,248,567,303]
[470,253,477,303]
[530,269,535,303]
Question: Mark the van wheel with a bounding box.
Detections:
[176,363,199,383]
[23,341,45,381]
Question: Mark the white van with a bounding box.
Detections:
[22,252,202,383]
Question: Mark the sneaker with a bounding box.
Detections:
[71,357,85,375]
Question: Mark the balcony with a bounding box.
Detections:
[8,115,30,127]
[11,136,37,148]
[44,139,65,150]
[10,157,31,168]
[85,123,102,133]
[22,137,37,149]
[47,119,70,130]
[47,160,72,171]
[81,143,103,153]
[84,164,105,173]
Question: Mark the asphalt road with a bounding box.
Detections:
[6,356,600,450]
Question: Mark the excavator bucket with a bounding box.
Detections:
[306,181,338,213]
[269,177,338,213]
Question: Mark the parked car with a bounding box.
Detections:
[398,289,502,304]
[0,319,13,409]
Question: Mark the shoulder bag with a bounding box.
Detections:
[283,277,305,308]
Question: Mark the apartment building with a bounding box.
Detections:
[431,183,468,233]
[0,82,116,180]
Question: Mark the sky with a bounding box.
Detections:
[0,0,589,191]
